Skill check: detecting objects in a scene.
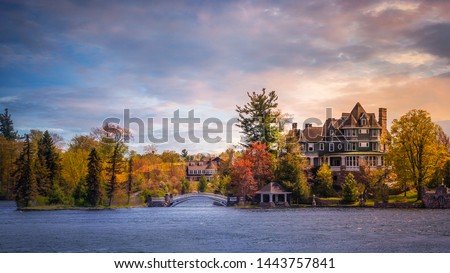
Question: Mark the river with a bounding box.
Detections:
[0,200,448,252]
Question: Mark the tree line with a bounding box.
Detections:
[1,88,450,207]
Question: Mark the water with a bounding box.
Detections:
[0,200,449,253]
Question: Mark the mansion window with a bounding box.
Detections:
[368,156,378,167]
[359,142,369,148]
[345,129,358,137]
[198,162,203,166]
[372,142,379,151]
[359,129,369,134]
[361,118,367,126]
[346,156,359,167]
[319,143,324,151]
[329,143,335,152]
[308,143,314,152]
[372,130,379,137]
[347,142,357,151]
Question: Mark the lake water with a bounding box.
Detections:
[0,200,449,253]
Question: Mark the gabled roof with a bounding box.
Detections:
[256,182,291,194]
[300,126,323,142]
[340,102,381,128]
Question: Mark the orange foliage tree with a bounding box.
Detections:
[243,142,274,188]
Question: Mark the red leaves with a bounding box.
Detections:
[231,142,274,197]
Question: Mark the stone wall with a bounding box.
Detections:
[423,186,450,209]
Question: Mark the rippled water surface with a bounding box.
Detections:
[0,200,449,252]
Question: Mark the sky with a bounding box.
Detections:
[1,0,450,154]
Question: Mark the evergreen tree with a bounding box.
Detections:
[342,173,359,204]
[36,131,61,198]
[86,148,102,207]
[107,142,126,206]
[0,108,19,140]
[276,152,310,203]
[14,135,36,207]
[126,156,133,205]
[236,89,280,149]
[315,163,333,197]
[198,175,208,192]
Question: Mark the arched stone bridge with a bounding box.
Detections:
[169,192,229,207]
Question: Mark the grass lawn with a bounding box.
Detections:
[389,189,418,203]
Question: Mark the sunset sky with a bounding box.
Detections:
[1,0,450,154]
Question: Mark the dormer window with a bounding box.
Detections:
[361,118,366,126]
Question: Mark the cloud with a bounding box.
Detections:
[1,0,450,152]
[0,96,18,103]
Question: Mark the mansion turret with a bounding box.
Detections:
[296,102,387,185]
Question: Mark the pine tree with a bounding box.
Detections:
[342,173,359,204]
[126,156,133,205]
[236,89,280,149]
[36,131,61,198]
[0,108,19,140]
[14,135,36,207]
[107,142,126,206]
[86,148,102,207]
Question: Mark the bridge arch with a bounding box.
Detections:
[169,193,228,207]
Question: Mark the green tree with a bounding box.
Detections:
[35,131,62,203]
[198,175,208,192]
[389,109,447,201]
[14,135,36,207]
[276,152,310,203]
[73,177,88,206]
[342,173,359,204]
[180,178,190,194]
[236,88,280,149]
[107,142,126,206]
[315,163,333,197]
[218,175,231,195]
[86,148,102,207]
[0,108,19,140]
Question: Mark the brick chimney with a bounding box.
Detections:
[379,108,387,135]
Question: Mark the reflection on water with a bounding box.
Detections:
[0,200,449,253]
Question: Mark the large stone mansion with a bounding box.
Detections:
[295,102,387,185]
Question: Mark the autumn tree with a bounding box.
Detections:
[236,88,281,149]
[243,142,274,188]
[276,152,310,203]
[0,136,20,198]
[231,157,257,198]
[342,173,359,204]
[389,109,447,201]
[14,135,36,207]
[314,163,333,197]
[86,148,102,207]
